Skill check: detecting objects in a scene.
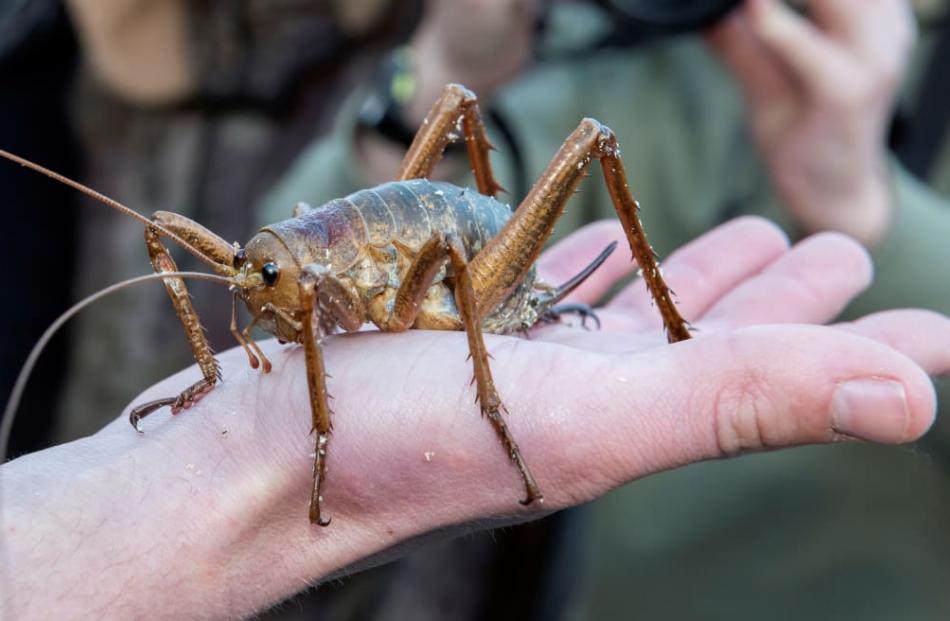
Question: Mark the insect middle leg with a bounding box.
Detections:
[378,233,542,505]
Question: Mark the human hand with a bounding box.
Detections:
[405,0,537,125]
[4,217,948,619]
[359,0,537,183]
[706,0,916,247]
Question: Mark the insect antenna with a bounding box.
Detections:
[0,271,233,463]
[0,149,222,270]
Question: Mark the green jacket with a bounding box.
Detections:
[260,31,950,621]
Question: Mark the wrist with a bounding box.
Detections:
[0,416,350,618]
[1,437,191,618]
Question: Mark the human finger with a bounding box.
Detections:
[809,0,916,80]
[536,220,635,304]
[607,216,789,327]
[700,232,872,327]
[536,323,941,506]
[837,309,950,376]
[746,0,858,99]
[704,6,792,104]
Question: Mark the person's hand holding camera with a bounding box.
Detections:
[708,0,915,247]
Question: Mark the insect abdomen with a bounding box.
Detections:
[342,179,512,259]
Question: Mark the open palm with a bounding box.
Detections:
[66,216,943,618]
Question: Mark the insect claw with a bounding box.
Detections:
[519,493,543,506]
[130,413,144,434]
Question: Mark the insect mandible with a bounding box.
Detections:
[0,83,691,525]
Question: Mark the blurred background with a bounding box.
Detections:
[3,0,950,619]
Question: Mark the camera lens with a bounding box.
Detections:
[595,0,742,32]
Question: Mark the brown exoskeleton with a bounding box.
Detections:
[0,84,690,525]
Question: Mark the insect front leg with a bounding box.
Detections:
[129,213,237,430]
[376,233,542,505]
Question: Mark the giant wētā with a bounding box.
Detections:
[0,84,690,525]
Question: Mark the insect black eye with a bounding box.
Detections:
[262,262,280,286]
[233,248,247,269]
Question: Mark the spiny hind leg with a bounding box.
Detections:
[130,224,221,431]
[595,125,691,342]
[396,83,503,197]
[468,119,691,343]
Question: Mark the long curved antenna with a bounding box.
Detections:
[0,149,221,270]
[0,271,233,463]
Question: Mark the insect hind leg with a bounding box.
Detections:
[467,119,691,343]
[396,83,504,198]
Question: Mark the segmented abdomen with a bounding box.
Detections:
[343,179,513,258]
[265,179,537,333]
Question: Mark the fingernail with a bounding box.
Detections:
[831,379,910,443]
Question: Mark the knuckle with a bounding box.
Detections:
[712,373,774,456]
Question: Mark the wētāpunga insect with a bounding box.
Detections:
[0,84,691,525]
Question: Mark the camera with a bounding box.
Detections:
[593,0,743,33]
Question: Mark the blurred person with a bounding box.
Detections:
[6,219,950,619]
[36,0,421,449]
[259,0,950,617]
